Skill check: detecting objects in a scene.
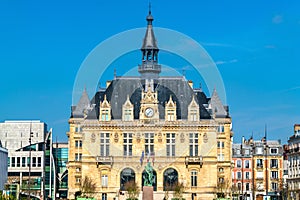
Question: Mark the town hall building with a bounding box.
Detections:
[67,10,233,200]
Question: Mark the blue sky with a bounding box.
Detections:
[0,1,300,143]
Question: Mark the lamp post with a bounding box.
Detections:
[27,125,33,200]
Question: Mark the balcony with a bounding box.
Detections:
[185,156,203,168]
[96,156,113,167]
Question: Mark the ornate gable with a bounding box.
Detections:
[99,95,111,121]
[122,95,134,121]
[165,95,177,121]
[188,95,200,121]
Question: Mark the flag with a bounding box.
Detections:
[140,151,144,165]
[147,151,151,163]
[152,151,155,166]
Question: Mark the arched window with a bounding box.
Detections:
[163,168,178,191]
[142,169,157,191]
[120,168,135,191]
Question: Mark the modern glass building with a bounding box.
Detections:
[53,142,68,199]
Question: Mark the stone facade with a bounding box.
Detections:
[286,124,300,200]
[232,138,284,200]
[67,11,233,200]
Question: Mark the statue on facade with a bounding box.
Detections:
[143,162,154,186]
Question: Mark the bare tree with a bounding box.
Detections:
[80,176,96,198]
[124,181,140,200]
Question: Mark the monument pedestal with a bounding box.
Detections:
[143,186,153,200]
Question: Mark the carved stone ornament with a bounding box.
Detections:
[114,133,119,143]
[158,132,162,143]
[91,133,96,143]
[203,133,208,143]
[180,133,185,143]
[136,133,141,143]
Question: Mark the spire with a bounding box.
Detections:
[138,5,161,79]
[142,5,158,50]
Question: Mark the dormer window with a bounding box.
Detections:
[101,109,109,121]
[188,96,199,121]
[165,96,176,121]
[122,95,134,121]
[190,110,198,121]
[99,95,111,121]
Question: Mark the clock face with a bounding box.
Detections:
[145,107,154,117]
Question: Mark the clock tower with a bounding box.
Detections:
[139,80,159,122]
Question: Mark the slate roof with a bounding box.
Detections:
[71,76,230,120]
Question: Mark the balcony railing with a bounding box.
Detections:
[185,156,203,168]
[96,156,114,167]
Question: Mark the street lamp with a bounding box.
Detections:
[27,127,33,200]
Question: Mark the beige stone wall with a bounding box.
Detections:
[67,118,232,200]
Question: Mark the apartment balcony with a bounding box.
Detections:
[96,156,114,167]
[185,156,203,168]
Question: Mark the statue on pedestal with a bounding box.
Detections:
[143,162,154,186]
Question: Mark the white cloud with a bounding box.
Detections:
[215,59,238,65]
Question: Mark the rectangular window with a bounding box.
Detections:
[191,171,197,187]
[167,110,175,121]
[245,160,250,168]
[124,109,132,121]
[123,133,133,156]
[190,110,198,121]
[38,157,42,167]
[270,159,278,168]
[237,171,242,180]
[257,159,263,168]
[237,183,242,190]
[237,160,242,168]
[75,140,82,148]
[218,125,225,133]
[22,157,26,167]
[166,133,176,157]
[100,133,110,156]
[75,126,82,132]
[245,172,250,179]
[102,193,107,200]
[271,171,278,179]
[32,157,36,167]
[271,182,278,190]
[102,175,108,187]
[17,157,20,167]
[27,157,30,167]
[7,157,10,167]
[270,148,278,155]
[101,109,109,121]
[75,153,82,161]
[189,133,198,156]
[246,183,250,191]
[145,133,154,155]
[217,141,225,148]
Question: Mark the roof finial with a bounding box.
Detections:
[149,1,151,15]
